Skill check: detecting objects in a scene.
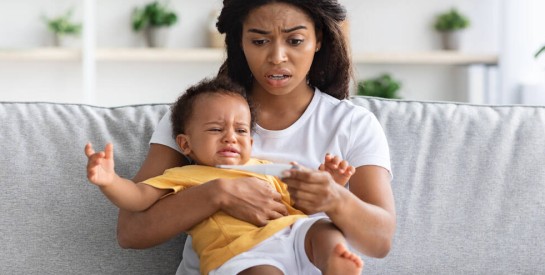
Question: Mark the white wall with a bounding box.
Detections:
[500,0,545,105]
[343,0,500,102]
[0,0,502,106]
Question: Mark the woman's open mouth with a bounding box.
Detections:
[265,73,292,87]
[267,74,291,80]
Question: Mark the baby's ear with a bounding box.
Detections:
[176,134,192,156]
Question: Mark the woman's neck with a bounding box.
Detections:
[251,84,314,131]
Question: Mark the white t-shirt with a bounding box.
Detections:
[150,88,392,274]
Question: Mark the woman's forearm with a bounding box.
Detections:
[116,180,222,249]
[326,187,396,258]
[325,165,396,258]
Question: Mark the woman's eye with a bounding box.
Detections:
[208,128,222,132]
[252,39,267,45]
[289,39,304,46]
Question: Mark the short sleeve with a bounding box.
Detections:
[150,110,182,153]
[346,107,392,178]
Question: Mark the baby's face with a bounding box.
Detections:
[180,93,253,166]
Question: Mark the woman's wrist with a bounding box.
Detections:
[325,183,350,218]
[206,178,229,211]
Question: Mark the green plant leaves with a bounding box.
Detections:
[45,9,82,35]
[434,8,470,32]
[132,1,178,32]
[357,74,402,99]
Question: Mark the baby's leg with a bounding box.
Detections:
[305,220,364,275]
[238,265,283,275]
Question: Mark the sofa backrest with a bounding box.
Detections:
[0,102,184,274]
[352,97,545,274]
[1,98,545,274]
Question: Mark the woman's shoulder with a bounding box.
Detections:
[316,89,375,118]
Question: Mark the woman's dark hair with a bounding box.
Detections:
[216,0,352,99]
[170,76,257,138]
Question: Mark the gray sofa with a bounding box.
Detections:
[1,97,544,274]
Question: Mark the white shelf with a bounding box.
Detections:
[352,51,498,65]
[0,48,498,65]
[96,48,226,62]
[0,48,81,61]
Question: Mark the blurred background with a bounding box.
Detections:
[0,0,543,107]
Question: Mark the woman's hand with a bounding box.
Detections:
[284,165,396,257]
[217,177,289,226]
[282,166,344,215]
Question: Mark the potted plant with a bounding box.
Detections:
[434,8,470,50]
[44,9,82,47]
[357,74,402,99]
[132,1,178,47]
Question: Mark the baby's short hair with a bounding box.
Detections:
[170,76,256,138]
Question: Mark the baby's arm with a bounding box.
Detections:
[85,143,169,211]
[318,153,355,186]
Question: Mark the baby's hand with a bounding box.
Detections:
[318,153,355,186]
[85,143,117,187]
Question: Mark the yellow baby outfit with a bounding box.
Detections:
[143,158,306,274]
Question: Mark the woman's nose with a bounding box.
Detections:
[268,42,288,64]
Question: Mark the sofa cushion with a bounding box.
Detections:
[352,97,545,274]
[2,98,545,274]
[0,102,185,274]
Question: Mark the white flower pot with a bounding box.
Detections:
[53,34,80,48]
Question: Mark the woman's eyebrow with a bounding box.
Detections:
[283,26,307,33]
[247,25,307,35]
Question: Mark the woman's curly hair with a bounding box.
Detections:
[216,0,352,100]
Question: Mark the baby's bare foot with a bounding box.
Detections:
[323,243,364,275]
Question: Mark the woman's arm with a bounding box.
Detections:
[283,165,396,258]
[117,143,289,249]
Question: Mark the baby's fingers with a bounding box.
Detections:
[87,151,106,168]
[324,154,342,170]
[344,165,356,176]
[104,143,114,160]
[338,160,350,173]
[84,143,95,157]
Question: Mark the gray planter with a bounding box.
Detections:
[440,31,461,50]
[144,27,171,47]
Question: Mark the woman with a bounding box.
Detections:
[117,0,396,273]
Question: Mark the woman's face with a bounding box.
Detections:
[241,2,321,96]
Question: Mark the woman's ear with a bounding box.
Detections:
[176,134,192,156]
